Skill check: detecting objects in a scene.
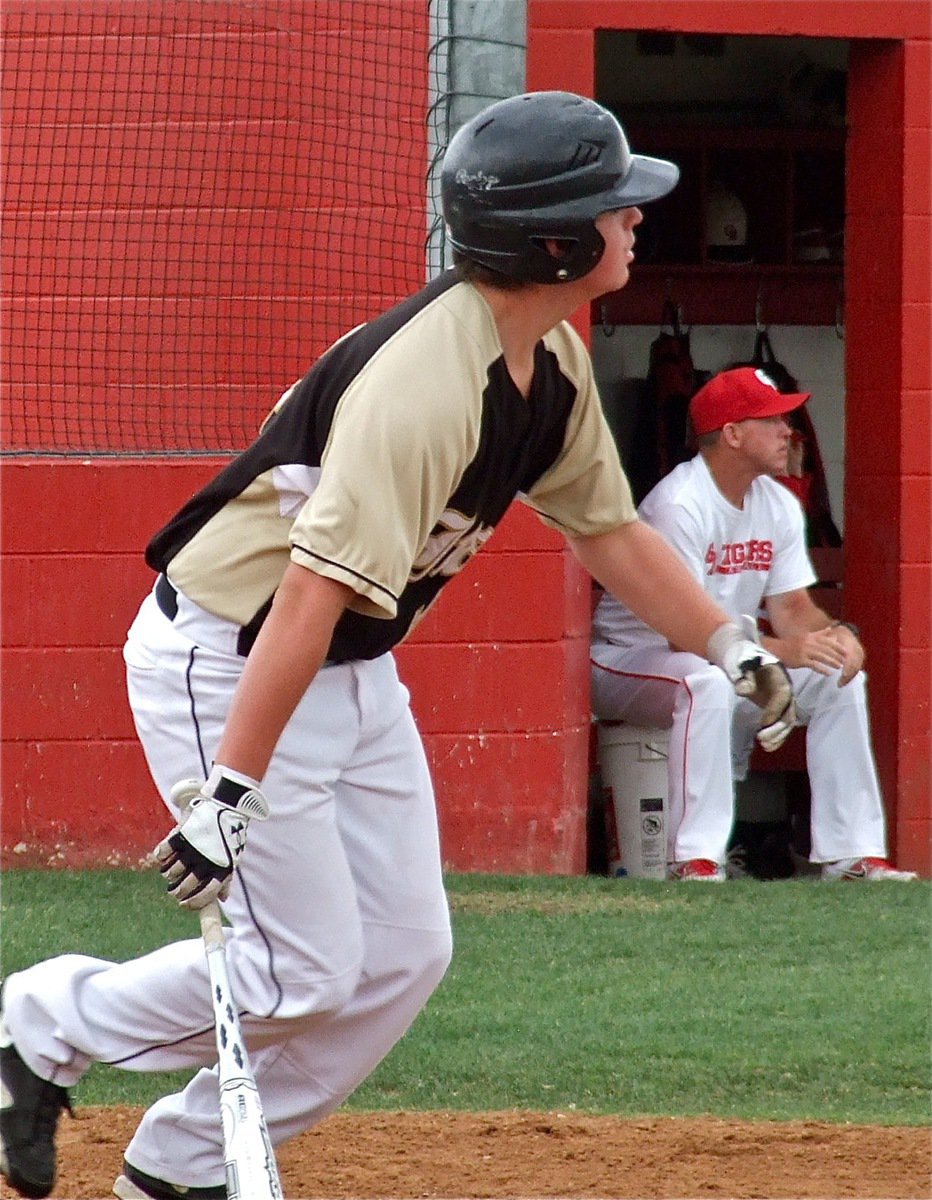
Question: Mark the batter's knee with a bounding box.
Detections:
[286,960,365,1019]
[230,936,365,1022]
[367,925,453,1015]
[412,927,453,994]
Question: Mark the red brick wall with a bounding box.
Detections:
[897,35,932,874]
[2,461,591,872]
[846,38,931,872]
[398,511,593,873]
[1,0,429,453]
[2,462,203,865]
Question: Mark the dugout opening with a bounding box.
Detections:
[587,31,848,875]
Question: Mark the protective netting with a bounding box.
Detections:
[2,0,432,455]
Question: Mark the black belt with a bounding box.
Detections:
[155,574,257,657]
[154,573,339,664]
[155,572,179,621]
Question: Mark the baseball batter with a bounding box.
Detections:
[1,94,796,1200]
[591,367,917,882]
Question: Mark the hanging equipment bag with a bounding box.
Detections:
[744,330,842,548]
[633,301,703,503]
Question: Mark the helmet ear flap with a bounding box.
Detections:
[526,224,606,283]
[448,222,606,284]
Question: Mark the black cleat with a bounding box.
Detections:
[113,1159,228,1199]
[0,1018,72,1199]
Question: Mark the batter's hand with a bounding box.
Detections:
[152,766,270,909]
[707,617,797,751]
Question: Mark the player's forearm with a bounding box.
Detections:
[215,563,353,781]
[571,520,732,658]
[766,590,838,640]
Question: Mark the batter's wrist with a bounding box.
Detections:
[831,620,860,640]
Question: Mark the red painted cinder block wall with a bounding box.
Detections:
[2,0,593,874]
[2,461,590,872]
[529,0,932,874]
[845,36,932,873]
[397,513,593,873]
[1,462,203,864]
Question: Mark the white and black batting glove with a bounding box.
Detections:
[152,765,270,910]
[707,616,798,752]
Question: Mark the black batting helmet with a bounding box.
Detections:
[441,91,679,284]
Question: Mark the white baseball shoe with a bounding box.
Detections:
[821,856,918,881]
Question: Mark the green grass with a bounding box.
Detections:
[2,869,930,1124]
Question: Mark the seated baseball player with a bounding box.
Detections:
[1,95,798,1200]
[591,367,917,883]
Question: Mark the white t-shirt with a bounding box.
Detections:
[592,454,816,651]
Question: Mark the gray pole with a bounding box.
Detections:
[426,0,527,278]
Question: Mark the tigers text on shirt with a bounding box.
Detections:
[705,539,774,575]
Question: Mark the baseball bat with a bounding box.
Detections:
[200,900,284,1200]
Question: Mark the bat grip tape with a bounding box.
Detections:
[199,900,226,951]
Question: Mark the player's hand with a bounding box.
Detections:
[152,766,270,910]
[707,617,797,751]
[778,627,847,677]
[829,622,864,687]
[769,625,863,688]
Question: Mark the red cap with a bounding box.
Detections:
[689,368,810,436]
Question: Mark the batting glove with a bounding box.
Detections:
[707,616,798,752]
[152,765,270,910]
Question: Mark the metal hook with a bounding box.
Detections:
[600,301,615,338]
[835,278,845,340]
[661,293,685,336]
[754,279,766,332]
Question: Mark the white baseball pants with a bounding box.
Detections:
[3,588,452,1189]
[590,644,889,865]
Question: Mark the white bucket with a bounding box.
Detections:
[596,722,669,879]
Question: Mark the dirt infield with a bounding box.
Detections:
[42,1105,928,1198]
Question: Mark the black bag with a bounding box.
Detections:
[629,302,708,504]
[732,331,842,549]
[747,328,798,392]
